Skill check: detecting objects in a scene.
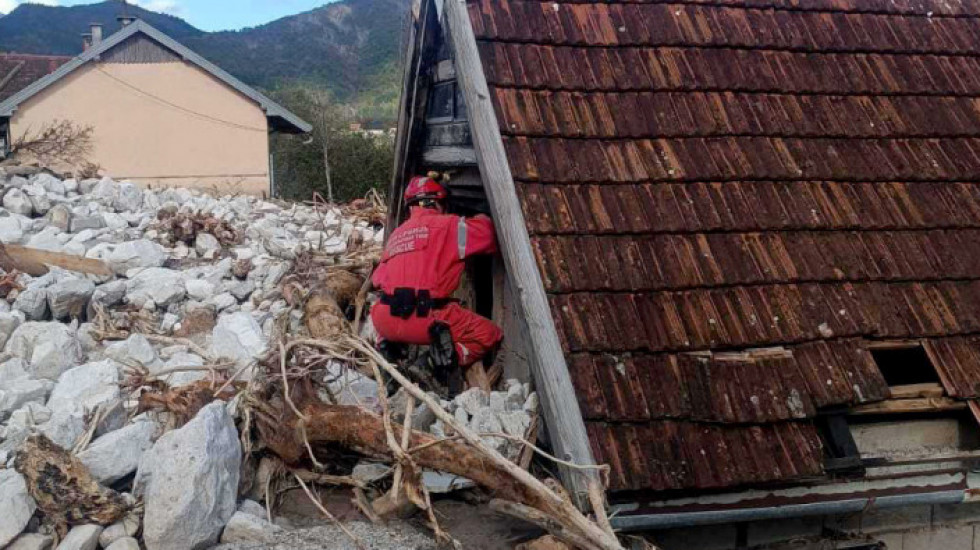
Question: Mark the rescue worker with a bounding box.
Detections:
[371,175,502,392]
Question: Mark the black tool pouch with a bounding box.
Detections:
[390,287,417,319]
[416,289,433,318]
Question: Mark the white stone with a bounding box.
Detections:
[98,515,139,548]
[195,233,221,255]
[105,334,157,368]
[126,268,186,308]
[159,352,205,387]
[0,311,25,349]
[0,379,52,419]
[0,470,36,547]
[211,312,267,368]
[6,533,54,550]
[454,388,489,416]
[185,279,215,302]
[46,360,121,433]
[237,499,266,519]
[0,215,25,242]
[104,538,140,550]
[105,240,166,274]
[47,278,95,320]
[34,173,65,195]
[219,511,282,545]
[0,357,30,384]
[4,322,83,380]
[26,227,63,252]
[498,410,531,438]
[70,214,105,233]
[13,287,49,320]
[38,408,87,449]
[139,402,241,550]
[78,419,158,484]
[55,524,102,550]
[113,182,143,212]
[45,204,72,232]
[3,188,34,217]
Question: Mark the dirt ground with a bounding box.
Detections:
[219,488,544,549]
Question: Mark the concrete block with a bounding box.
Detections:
[648,525,738,550]
[902,525,972,550]
[747,516,824,546]
[934,502,980,527]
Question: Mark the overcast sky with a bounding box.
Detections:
[0,0,332,31]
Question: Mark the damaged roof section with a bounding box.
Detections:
[0,54,70,103]
[467,0,980,492]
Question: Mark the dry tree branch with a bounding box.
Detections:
[11,120,94,167]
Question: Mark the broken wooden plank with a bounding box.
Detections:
[889,383,946,399]
[0,242,113,277]
[849,397,966,415]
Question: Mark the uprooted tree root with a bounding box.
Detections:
[14,434,130,537]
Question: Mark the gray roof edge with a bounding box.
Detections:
[0,20,312,133]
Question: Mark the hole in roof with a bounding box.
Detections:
[870,345,940,387]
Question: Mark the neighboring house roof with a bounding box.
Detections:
[401,0,980,496]
[0,20,311,134]
[0,54,70,103]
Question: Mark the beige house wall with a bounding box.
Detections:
[10,61,272,195]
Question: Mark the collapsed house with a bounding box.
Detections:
[393,0,980,547]
[0,19,310,195]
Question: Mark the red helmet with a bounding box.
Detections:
[404,176,448,204]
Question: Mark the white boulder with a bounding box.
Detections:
[4,322,83,380]
[56,524,102,550]
[139,402,241,550]
[105,240,166,275]
[0,470,36,547]
[78,419,158,484]
[211,312,266,368]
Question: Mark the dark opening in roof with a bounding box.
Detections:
[870,346,940,387]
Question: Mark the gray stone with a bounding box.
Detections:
[106,239,166,275]
[45,204,72,232]
[26,227,62,252]
[225,280,254,302]
[0,379,52,419]
[185,279,215,302]
[78,419,158,484]
[126,268,186,308]
[91,178,117,202]
[6,533,54,550]
[55,524,102,550]
[0,311,25,349]
[26,191,51,216]
[14,287,49,321]
[0,469,36,547]
[88,280,127,316]
[70,214,105,233]
[139,402,241,550]
[219,511,282,545]
[47,278,95,320]
[47,360,119,412]
[34,173,65,195]
[38,407,87,449]
[4,322,83,380]
[208,293,237,312]
[98,514,140,548]
[352,462,391,484]
[237,499,266,519]
[104,538,140,550]
[0,357,30,383]
[454,388,489,416]
[105,334,157,368]
[3,188,34,217]
[159,352,205,387]
[113,182,143,213]
[7,402,52,429]
[498,410,531,438]
[195,233,221,256]
[0,215,25,242]
[211,312,267,368]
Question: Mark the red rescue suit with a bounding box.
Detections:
[371,206,503,367]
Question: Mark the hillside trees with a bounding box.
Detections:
[270,85,394,203]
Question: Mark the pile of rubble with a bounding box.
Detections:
[0,169,562,550]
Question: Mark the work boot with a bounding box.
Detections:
[428,322,461,394]
[406,351,448,397]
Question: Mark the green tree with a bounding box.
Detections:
[269,85,394,202]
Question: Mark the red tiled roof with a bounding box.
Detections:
[0,54,71,103]
[468,0,980,493]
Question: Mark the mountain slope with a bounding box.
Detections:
[0,1,201,55]
[0,0,412,119]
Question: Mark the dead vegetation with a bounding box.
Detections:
[9,120,94,168]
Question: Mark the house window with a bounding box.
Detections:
[869,344,940,387]
[427,82,456,122]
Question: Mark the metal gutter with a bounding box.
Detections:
[610,490,965,531]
